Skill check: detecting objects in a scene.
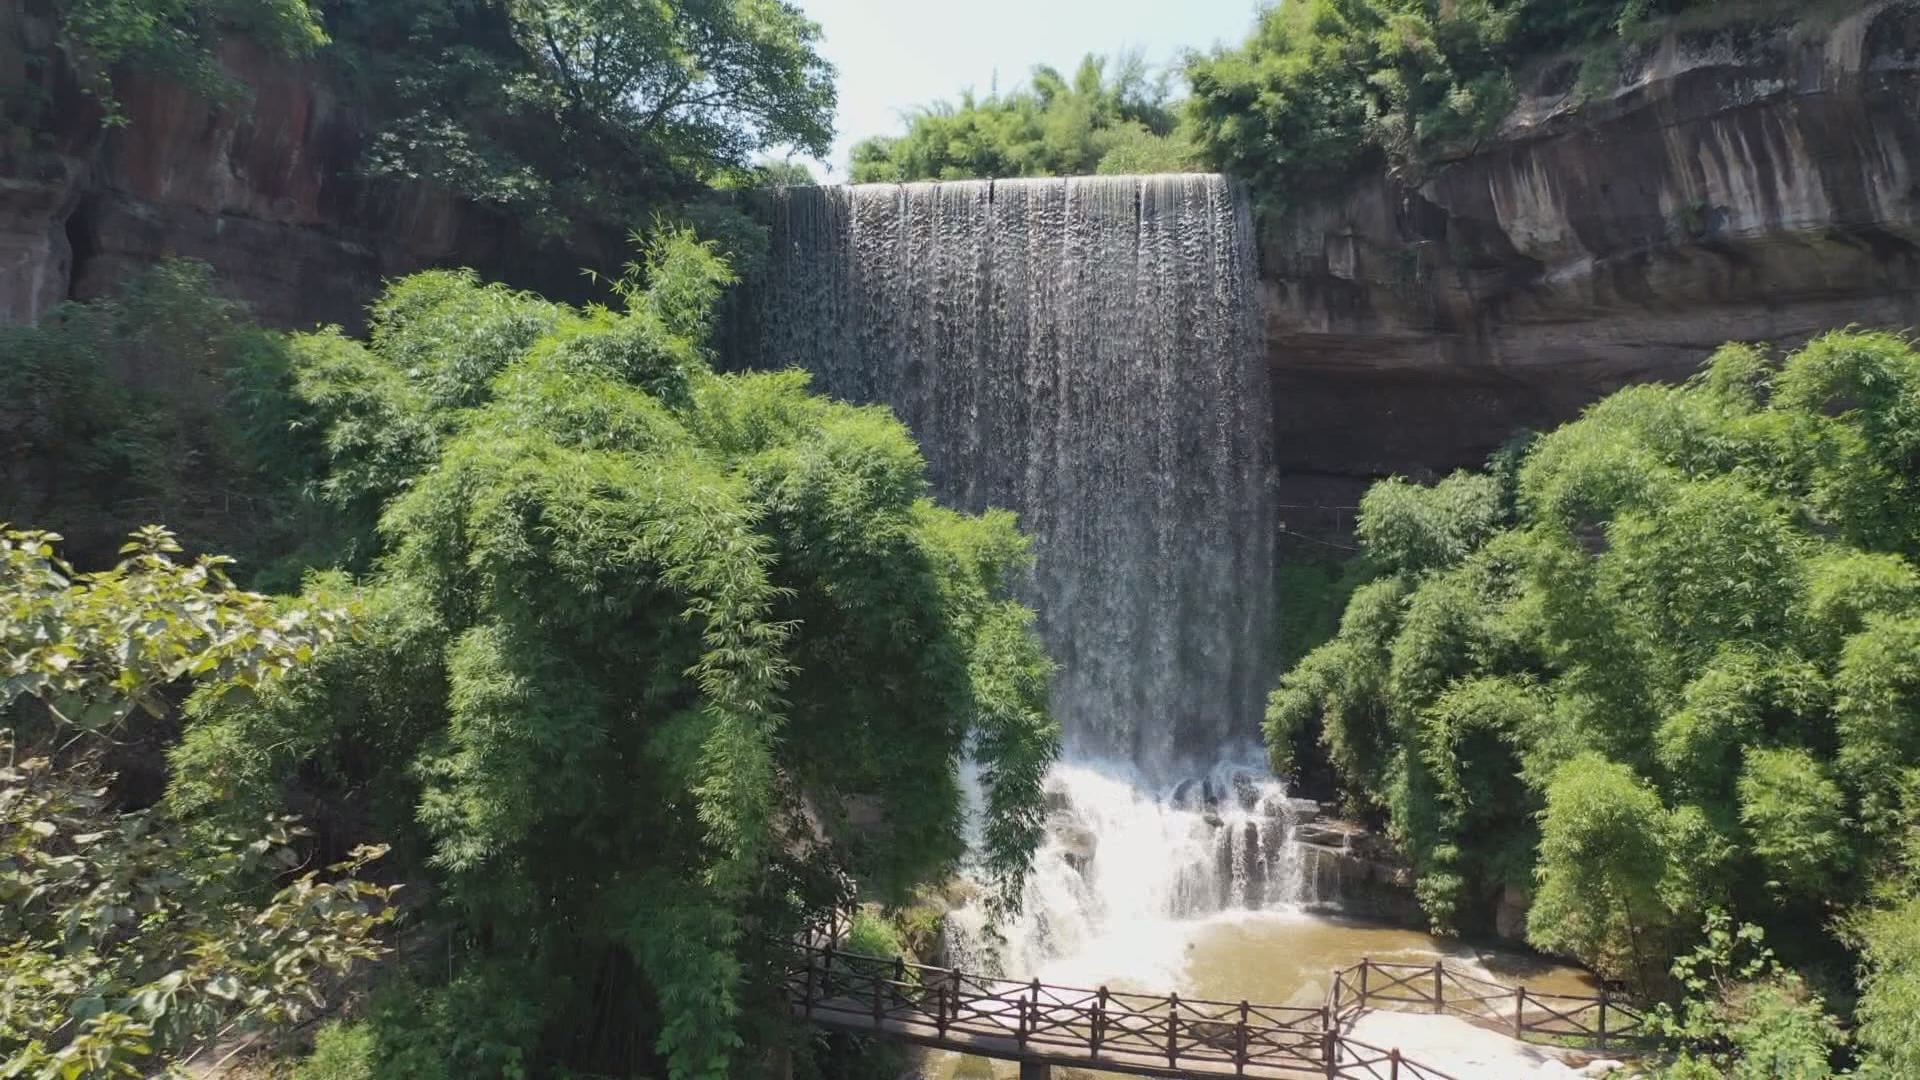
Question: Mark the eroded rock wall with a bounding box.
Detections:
[0,10,596,330]
[1266,2,1920,536]
[9,4,1920,539]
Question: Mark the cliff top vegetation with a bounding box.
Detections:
[848,0,1864,203]
[37,0,836,242]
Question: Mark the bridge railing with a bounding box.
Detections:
[786,941,1462,1078]
[1327,958,1650,1052]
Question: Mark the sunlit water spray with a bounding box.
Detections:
[947,757,1325,990]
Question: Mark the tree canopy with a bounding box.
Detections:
[135,230,1060,1077]
[1,526,394,1078]
[1267,331,1920,1069]
[36,1,836,240]
[48,0,328,121]
[331,0,835,237]
[1184,0,1732,201]
[848,52,1191,182]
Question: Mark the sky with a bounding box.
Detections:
[788,0,1270,179]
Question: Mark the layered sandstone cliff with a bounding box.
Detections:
[7,4,1920,536]
[1266,2,1920,538]
[0,7,594,329]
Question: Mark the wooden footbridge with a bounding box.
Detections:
[785,942,1648,1080]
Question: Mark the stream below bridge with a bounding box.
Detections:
[918,911,1597,1079]
[920,762,1599,1079]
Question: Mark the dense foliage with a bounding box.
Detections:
[848,53,1191,182]
[45,0,326,121]
[1185,0,1731,201]
[0,260,322,583]
[327,0,835,237]
[31,1,833,242]
[1267,332,1920,1069]
[136,230,1058,1078]
[1,527,394,1078]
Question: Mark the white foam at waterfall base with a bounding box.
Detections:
[947,757,1318,992]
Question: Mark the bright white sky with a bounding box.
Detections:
[788,0,1271,179]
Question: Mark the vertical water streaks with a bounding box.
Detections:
[745,175,1275,773]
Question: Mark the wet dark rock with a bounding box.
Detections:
[1047,810,1097,873]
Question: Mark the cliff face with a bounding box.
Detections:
[0,9,597,330]
[9,5,1920,531]
[1265,2,1920,536]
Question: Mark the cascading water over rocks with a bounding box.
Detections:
[743,174,1275,774]
[743,175,1320,984]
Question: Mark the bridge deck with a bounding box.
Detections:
[802,996,1328,1079]
[783,943,1628,1079]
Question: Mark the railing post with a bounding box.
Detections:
[822,943,835,1000]
[935,972,950,1035]
[1433,961,1444,1014]
[893,956,906,1016]
[1597,989,1609,1050]
[1235,999,1250,1076]
[1359,959,1369,1007]
[1513,988,1524,1039]
[1389,1047,1401,1080]
[802,948,817,1018]
[1321,1030,1338,1079]
[872,958,885,1026]
[1167,992,1181,1067]
[1018,993,1030,1049]
[1092,987,1109,1057]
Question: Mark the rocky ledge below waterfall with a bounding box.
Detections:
[1037,769,1426,928]
[1289,818,1426,928]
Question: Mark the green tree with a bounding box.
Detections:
[848,52,1190,182]
[1266,331,1920,1010]
[0,261,320,581]
[334,0,835,237]
[1,527,394,1079]
[47,0,326,122]
[1850,892,1920,1078]
[1185,0,1725,204]
[168,229,1059,1078]
[1528,754,1677,986]
[1738,748,1850,896]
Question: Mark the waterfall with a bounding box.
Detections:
[743,175,1275,773]
[945,761,1324,986]
[743,175,1303,987]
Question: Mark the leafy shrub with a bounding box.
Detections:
[1649,912,1845,1079]
[168,228,1059,1078]
[1265,331,1920,1001]
[0,260,323,583]
[1186,0,1727,205]
[846,911,907,961]
[0,527,394,1079]
[295,1021,378,1080]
